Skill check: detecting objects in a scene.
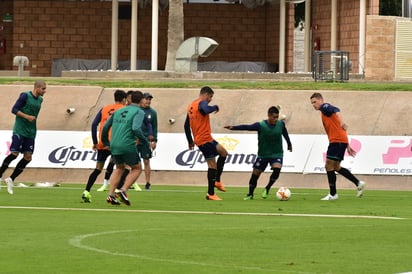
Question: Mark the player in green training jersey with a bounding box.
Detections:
[101,90,147,206]
[0,80,46,195]
[225,106,292,200]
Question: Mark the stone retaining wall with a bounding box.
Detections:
[1,85,411,190]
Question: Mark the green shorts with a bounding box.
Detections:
[112,152,141,166]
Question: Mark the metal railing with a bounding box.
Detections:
[312,50,350,82]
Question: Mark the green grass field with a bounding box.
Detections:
[1,184,411,274]
[1,77,412,92]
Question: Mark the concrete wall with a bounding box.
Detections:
[1,85,411,191]
[2,85,411,136]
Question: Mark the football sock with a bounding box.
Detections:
[265,168,281,192]
[86,169,101,191]
[10,158,31,180]
[337,167,359,185]
[215,156,226,182]
[207,168,216,195]
[104,161,115,180]
[117,169,130,189]
[0,154,17,177]
[248,174,259,195]
[327,170,337,196]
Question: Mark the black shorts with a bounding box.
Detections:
[326,142,347,162]
[253,157,283,171]
[10,134,35,154]
[198,140,219,160]
[112,152,141,166]
[96,149,111,163]
[137,142,152,160]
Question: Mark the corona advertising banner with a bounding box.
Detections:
[0,131,411,175]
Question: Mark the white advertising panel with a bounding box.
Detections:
[349,135,412,175]
[0,130,97,168]
[0,131,411,175]
[303,135,412,175]
[152,133,317,173]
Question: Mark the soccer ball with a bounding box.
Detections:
[276,187,291,201]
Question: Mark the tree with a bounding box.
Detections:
[165,0,184,71]
[137,0,183,71]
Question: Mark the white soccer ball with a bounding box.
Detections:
[276,187,291,201]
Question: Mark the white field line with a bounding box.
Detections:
[69,230,314,274]
[0,206,405,220]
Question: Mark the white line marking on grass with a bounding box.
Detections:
[0,206,405,220]
[69,230,314,274]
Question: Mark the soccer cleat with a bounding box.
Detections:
[97,184,109,192]
[81,190,92,203]
[145,182,151,190]
[5,177,14,195]
[132,183,142,191]
[106,195,120,205]
[321,193,339,200]
[116,191,131,206]
[214,182,226,192]
[17,183,29,188]
[261,189,268,199]
[206,193,222,201]
[243,194,253,200]
[357,181,366,198]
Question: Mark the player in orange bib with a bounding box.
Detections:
[81,89,127,203]
[184,86,228,200]
[310,92,365,200]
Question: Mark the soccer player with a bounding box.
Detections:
[101,90,147,206]
[310,92,366,200]
[184,86,227,201]
[140,92,158,190]
[116,90,154,191]
[225,106,292,200]
[114,89,142,192]
[0,80,46,194]
[81,89,127,203]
